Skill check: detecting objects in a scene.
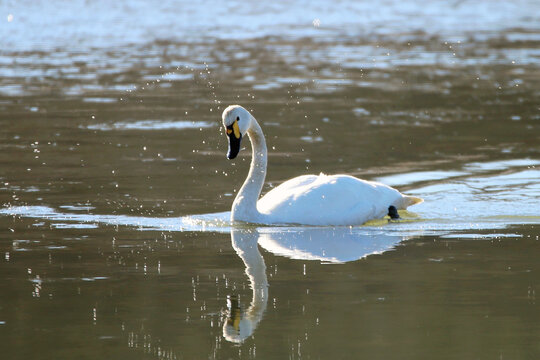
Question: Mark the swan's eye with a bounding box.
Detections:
[236,116,240,121]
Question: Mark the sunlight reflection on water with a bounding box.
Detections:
[1,158,538,262]
[3,0,539,51]
[87,120,213,131]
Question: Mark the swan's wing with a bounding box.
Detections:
[257,174,405,225]
[262,174,320,194]
[258,174,320,210]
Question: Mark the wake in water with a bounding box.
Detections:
[0,205,231,233]
[1,159,538,262]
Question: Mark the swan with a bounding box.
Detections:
[222,105,423,225]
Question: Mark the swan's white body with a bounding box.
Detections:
[257,173,418,225]
[223,105,422,226]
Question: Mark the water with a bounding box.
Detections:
[1,0,540,358]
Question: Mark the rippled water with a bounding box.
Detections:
[1,1,540,359]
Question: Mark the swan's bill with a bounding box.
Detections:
[226,120,242,159]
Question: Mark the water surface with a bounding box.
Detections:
[1,1,540,359]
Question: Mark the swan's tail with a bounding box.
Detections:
[401,195,423,209]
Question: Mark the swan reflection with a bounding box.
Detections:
[223,227,406,342]
[223,229,268,343]
[257,227,405,264]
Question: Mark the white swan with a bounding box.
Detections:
[222,105,423,225]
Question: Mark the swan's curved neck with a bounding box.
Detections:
[231,116,267,223]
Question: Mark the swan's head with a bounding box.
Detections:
[222,105,251,159]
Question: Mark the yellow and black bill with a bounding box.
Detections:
[226,120,242,159]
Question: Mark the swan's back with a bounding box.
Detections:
[257,174,419,226]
